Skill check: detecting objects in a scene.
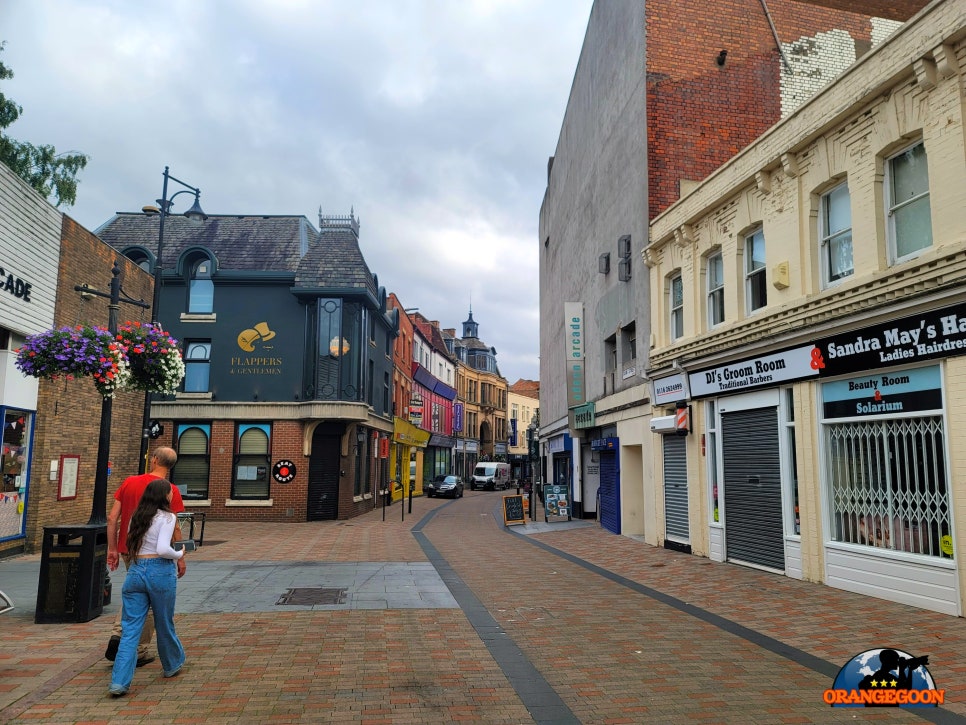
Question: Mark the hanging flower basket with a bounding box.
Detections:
[15,325,128,397]
[116,322,185,394]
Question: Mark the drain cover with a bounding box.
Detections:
[276,587,347,605]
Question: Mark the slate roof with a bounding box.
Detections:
[295,222,378,297]
[96,213,314,273]
[96,212,379,298]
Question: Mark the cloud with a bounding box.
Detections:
[1,0,592,383]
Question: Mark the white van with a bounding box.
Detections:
[471,462,511,491]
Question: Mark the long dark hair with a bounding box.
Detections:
[126,478,174,563]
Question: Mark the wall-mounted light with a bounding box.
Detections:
[329,336,350,357]
[716,49,728,66]
[78,284,97,301]
[357,428,366,443]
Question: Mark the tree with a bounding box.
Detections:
[0,42,88,207]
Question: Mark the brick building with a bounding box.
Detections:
[97,210,397,523]
[0,162,151,555]
[539,1,906,526]
[646,0,966,615]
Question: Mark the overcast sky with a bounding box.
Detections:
[1,0,592,384]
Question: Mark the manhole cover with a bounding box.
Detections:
[276,587,347,605]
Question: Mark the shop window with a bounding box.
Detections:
[669,274,683,341]
[233,424,270,499]
[820,182,853,286]
[745,228,767,313]
[706,252,724,327]
[187,256,214,314]
[183,341,211,393]
[705,401,719,524]
[784,388,800,535]
[174,424,210,500]
[1,409,31,539]
[887,141,932,262]
[826,417,950,558]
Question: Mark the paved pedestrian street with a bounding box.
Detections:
[1,492,964,724]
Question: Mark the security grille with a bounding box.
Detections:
[663,435,689,542]
[826,417,951,558]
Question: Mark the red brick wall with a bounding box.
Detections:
[155,419,384,523]
[16,216,154,554]
[646,0,876,220]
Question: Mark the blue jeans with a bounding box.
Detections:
[110,558,184,691]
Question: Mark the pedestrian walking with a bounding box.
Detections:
[105,447,185,665]
[108,478,186,697]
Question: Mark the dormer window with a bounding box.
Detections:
[188,256,214,314]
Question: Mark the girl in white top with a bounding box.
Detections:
[109,479,187,696]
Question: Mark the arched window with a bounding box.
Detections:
[184,341,211,393]
[174,424,210,500]
[233,424,270,499]
[122,248,153,273]
[187,256,214,314]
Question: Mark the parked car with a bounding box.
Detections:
[425,474,444,497]
[428,475,464,499]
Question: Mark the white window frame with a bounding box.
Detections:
[886,141,932,264]
[819,182,853,287]
[706,252,724,328]
[669,274,683,341]
[744,228,767,314]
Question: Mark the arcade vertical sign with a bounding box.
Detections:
[565,302,585,408]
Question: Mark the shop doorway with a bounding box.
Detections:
[307,426,341,521]
[721,407,784,571]
[663,435,690,550]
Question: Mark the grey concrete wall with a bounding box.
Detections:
[539,0,649,429]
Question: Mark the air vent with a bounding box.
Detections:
[618,258,631,282]
[598,253,610,274]
[618,235,632,259]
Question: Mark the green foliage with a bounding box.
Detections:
[0,42,89,207]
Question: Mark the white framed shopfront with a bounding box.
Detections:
[816,361,960,616]
[0,165,61,546]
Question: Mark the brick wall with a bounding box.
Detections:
[646,0,876,220]
[20,216,154,553]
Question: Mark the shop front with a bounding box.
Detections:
[548,432,572,504]
[0,175,59,554]
[652,301,966,615]
[391,417,430,501]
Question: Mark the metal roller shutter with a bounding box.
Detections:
[599,451,620,535]
[663,435,689,543]
[722,407,784,570]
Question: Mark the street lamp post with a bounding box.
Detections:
[138,166,207,472]
[35,262,149,624]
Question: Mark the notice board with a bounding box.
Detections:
[502,494,525,526]
[543,483,572,522]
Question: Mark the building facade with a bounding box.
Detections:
[646,0,966,615]
[539,0,906,532]
[444,311,508,480]
[507,380,539,484]
[99,210,397,523]
[1,162,151,555]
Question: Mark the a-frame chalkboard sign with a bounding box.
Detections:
[502,494,526,526]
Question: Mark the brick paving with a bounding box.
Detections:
[0,491,963,723]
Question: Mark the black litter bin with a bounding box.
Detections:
[35,524,109,624]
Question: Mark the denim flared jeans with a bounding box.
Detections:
[109,557,184,692]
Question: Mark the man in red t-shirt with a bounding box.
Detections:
[105,447,187,665]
